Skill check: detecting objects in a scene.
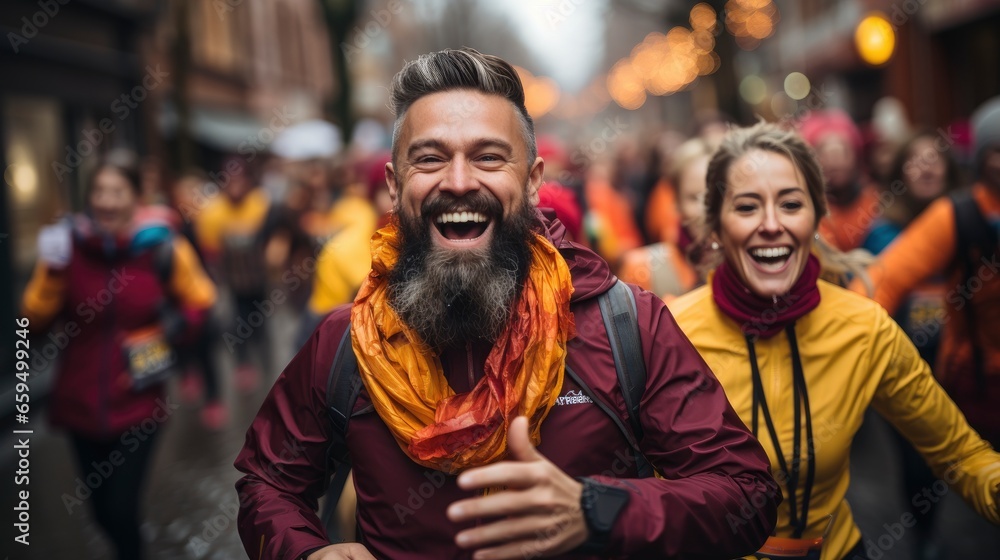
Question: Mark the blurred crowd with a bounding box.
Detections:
[17,86,1000,558]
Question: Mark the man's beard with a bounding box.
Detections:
[388,190,537,350]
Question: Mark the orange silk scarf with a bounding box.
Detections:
[351,222,575,473]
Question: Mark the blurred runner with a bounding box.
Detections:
[21,155,216,559]
[195,156,272,392]
[641,130,685,245]
[619,137,715,302]
[582,157,644,267]
[799,109,880,251]
[855,97,1000,448]
[169,171,228,429]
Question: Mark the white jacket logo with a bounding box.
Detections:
[556,390,593,406]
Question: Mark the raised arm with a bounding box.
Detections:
[852,197,957,314]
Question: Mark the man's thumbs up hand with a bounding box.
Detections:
[446,416,587,559]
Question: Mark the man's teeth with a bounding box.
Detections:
[435,211,488,224]
[751,247,791,258]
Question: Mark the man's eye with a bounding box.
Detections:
[415,156,443,164]
[478,154,503,163]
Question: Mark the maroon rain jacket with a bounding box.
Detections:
[235,213,778,559]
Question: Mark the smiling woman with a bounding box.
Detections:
[669,122,1000,560]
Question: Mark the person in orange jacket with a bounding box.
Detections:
[618,137,714,302]
[854,97,1000,447]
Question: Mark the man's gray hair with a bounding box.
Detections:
[388,48,537,169]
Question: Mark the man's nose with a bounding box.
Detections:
[439,156,480,197]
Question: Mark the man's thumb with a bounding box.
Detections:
[507,416,542,462]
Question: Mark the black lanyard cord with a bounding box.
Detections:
[786,324,815,539]
[745,325,815,539]
[746,334,798,534]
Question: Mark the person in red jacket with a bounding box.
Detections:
[21,155,216,559]
[235,48,777,560]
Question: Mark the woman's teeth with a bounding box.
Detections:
[751,247,791,259]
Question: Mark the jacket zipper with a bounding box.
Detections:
[466,341,475,389]
[98,267,115,438]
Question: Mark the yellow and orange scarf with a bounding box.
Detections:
[351,222,575,473]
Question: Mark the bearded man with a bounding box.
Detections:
[235,48,777,560]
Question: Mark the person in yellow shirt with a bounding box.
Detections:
[194,156,272,392]
[669,122,1000,560]
[296,192,377,347]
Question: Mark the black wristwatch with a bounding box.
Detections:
[576,477,631,555]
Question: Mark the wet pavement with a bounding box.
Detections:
[1,302,302,560]
[2,302,999,559]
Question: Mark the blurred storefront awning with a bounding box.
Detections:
[158,101,268,152]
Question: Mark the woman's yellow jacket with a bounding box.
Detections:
[669,280,1000,560]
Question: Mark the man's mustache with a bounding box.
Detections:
[419,191,503,221]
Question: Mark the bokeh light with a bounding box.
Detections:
[726,0,780,50]
[690,3,717,32]
[739,75,768,105]
[783,72,811,100]
[855,13,896,65]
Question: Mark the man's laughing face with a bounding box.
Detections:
[385,89,544,349]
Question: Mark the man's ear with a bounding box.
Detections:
[385,162,398,206]
[527,156,544,206]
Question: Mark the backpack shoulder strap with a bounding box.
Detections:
[326,324,361,462]
[597,280,653,478]
[153,237,175,286]
[951,190,996,261]
[321,324,362,541]
[949,191,996,393]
